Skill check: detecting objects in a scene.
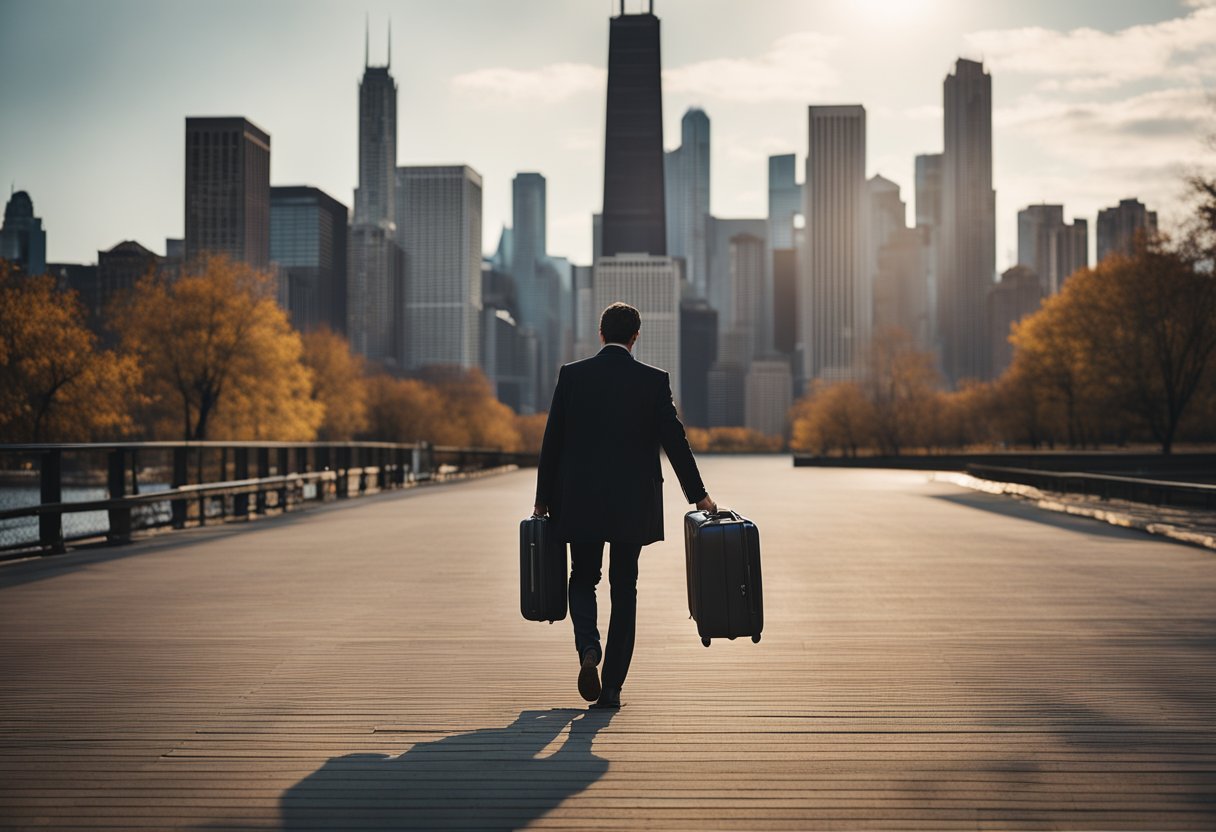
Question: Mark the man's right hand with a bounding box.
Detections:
[696,495,717,513]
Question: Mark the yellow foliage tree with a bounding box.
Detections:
[0,264,140,442]
[111,255,322,440]
[364,375,446,443]
[865,327,940,455]
[515,412,549,454]
[686,427,783,453]
[301,327,369,440]
[790,381,875,457]
[418,366,523,450]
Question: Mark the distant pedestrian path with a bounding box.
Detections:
[1,458,1213,829]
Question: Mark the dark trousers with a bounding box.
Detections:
[568,540,642,691]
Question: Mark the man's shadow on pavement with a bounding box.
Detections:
[280,708,615,831]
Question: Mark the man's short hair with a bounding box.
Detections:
[599,302,641,344]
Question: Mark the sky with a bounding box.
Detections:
[2,0,1214,271]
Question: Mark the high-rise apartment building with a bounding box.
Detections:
[1096,198,1158,262]
[270,186,349,334]
[593,253,681,402]
[665,108,710,295]
[802,105,868,383]
[873,227,932,349]
[0,190,46,276]
[395,165,483,371]
[1017,204,1088,294]
[939,58,996,384]
[184,117,270,268]
[727,232,765,364]
[601,4,666,258]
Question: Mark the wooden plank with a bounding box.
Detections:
[2,460,1215,829]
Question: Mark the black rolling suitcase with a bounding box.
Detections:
[520,515,567,623]
[684,509,763,646]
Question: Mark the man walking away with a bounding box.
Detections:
[533,302,716,709]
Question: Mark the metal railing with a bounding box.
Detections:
[965,464,1216,511]
[0,441,537,557]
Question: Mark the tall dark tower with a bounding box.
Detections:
[600,1,666,258]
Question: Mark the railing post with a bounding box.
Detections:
[171,446,188,529]
[106,448,131,545]
[256,446,270,515]
[39,449,64,553]
[234,447,250,517]
[278,447,290,511]
[336,446,351,498]
[317,446,331,501]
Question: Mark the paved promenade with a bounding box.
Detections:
[1,457,1214,829]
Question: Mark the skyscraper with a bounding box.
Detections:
[184,117,270,268]
[601,2,666,258]
[270,186,349,333]
[664,108,710,294]
[988,265,1043,378]
[593,253,681,401]
[707,217,766,329]
[802,105,868,383]
[1097,198,1158,262]
[1017,204,1088,294]
[395,165,483,371]
[679,297,718,427]
[510,172,551,411]
[767,155,801,358]
[939,58,996,384]
[0,190,46,275]
[914,153,943,349]
[354,31,397,229]
[348,32,403,369]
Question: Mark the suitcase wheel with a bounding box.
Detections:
[701,637,711,648]
[752,634,761,644]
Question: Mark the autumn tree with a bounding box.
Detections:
[112,255,322,440]
[363,375,446,443]
[417,366,523,450]
[790,381,875,457]
[515,412,549,454]
[0,263,140,442]
[864,327,940,455]
[301,327,369,440]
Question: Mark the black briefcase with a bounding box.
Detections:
[684,509,763,646]
[519,515,567,623]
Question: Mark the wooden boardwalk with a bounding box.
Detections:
[1,457,1214,830]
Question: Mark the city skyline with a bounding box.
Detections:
[2,0,1212,271]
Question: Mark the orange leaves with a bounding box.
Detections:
[0,263,140,442]
[301,327,369,440]
[112,254,322,440]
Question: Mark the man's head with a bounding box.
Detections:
[599,302,641,349]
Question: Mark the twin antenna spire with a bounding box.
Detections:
[364,14,391,69]
[617,0,654,13]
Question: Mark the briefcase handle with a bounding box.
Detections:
[707,508,741,522]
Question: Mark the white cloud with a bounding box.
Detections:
[663,32,840,103]
[964,7,1216,91]
[451,62,605,105]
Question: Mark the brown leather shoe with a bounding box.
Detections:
[577,649,601,702]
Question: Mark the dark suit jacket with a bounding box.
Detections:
[534,345,707,546]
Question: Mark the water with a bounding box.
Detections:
[0,483,171,550]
